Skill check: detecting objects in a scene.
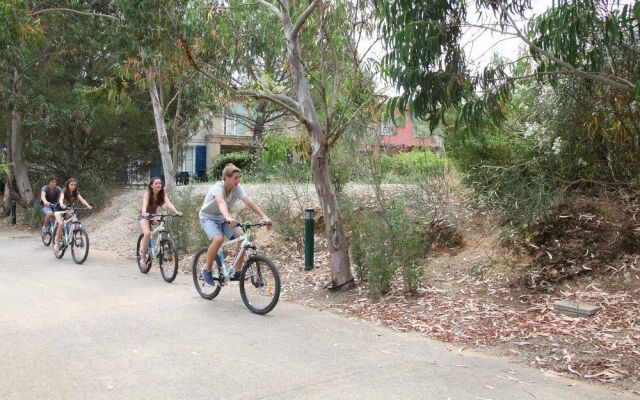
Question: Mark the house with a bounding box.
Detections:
[379,114,443,153]
[176,104,442,182]
[177,104,301,180]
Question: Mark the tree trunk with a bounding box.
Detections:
[10,70,34,207]
[147,71,177,199]
[281,3,354,289]
[252,102,267,172]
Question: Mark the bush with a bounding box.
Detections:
[166,186,209,253]
[341,195,427,297]
[381,150,449,181]
[208,152,253,181]
[260,165,315,247]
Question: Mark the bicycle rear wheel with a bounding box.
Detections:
[192,248,223,300]
[136,234,151,273]
[159,237,178,283]
[239,255,280,315]
[71,227,90,264]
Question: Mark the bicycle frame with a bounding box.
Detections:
[53,210,81,245]
[218,229,256,279]
[148,218,169,256]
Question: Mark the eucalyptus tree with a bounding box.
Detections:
[0,1,43,209]
[374,0,640,130]
[111,0,216,198]
[0,1,159,214]
[181,0,380,289]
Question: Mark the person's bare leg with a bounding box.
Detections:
[205,236,224,272]
[54,213,64,245]
[139,219,152,265]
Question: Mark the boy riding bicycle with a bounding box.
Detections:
[199,163,272,285]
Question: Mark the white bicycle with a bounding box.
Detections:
[192,222,280,315]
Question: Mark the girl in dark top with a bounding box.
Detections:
[138,177,182,266]
[54,178,92,249]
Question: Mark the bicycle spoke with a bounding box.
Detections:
[240,256,280,315]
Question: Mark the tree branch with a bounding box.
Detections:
[178,36,303,122]
[255,0,282,19]
[291,0,318,40]
[31,8,119,20]
[501,4,635,93]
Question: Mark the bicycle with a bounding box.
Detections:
[192,221,281,315]
[52,207,90,264]
[136,213,180,283]
[40,210,57,246]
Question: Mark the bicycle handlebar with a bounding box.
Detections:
[140,213,182,220]
[222,220,270,229]
[61,207,91,211]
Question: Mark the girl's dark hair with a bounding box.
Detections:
[147,177,166,209]
[63,178,79,205]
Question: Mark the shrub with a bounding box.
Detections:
[341,195,427,297]
[260,166,315,247]
[381,150,449,181]
[168,186,209,253]
[208,152,253,181]
[261,134,294,168]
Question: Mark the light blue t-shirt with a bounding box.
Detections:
[199,181,247,220]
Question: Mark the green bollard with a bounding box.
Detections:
[11,200,16,225]
[304,208,314,271]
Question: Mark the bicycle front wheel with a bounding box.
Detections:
[136,234,151,274]
[71,228,90,264]
[192,248,222,300]
[53,237,66,259]
[159,237,178,283]
[239,255,280,315]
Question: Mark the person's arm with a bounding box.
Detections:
[242,196,272,226]
[58,192,66,209]
[40,188,49,206]
[77,194,92,209]
[163,193,182,216]
[215,194,237,226]
[140,192,149,216]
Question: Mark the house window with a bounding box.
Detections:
[379,120,394,136]
[180,146,195,174]
[223,105,247,136]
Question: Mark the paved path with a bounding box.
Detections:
[0,227,632,399]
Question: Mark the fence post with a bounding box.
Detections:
[304,208,314,271]
[11,200,16,225]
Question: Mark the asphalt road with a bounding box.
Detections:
[0,227,632,399]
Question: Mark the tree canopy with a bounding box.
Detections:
[374,0,640,130]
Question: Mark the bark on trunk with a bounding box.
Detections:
[252,102,267,172]
[147,72,177,200]
[281,2,354,289]
[10,70,34,207]
[2,125,11,215]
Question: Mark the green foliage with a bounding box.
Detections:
[342,196,426,297]
[168,186,209,252]
[374,0,638,132]
[328,143,355,195]
[261,134,294,168]
[260,164,315,247]
[381,150,449,181]
[208,152,253,181]
[0,155,9,177]
[246,159,311,184]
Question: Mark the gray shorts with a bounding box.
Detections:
[200,218,241,241]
